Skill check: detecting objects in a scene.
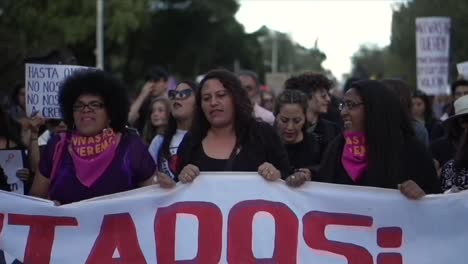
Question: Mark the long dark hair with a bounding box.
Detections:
[0,108,24,148]
[412,90,435,123]
[160,80,197,162]
[192,69,255,144]
[352,80,414,187]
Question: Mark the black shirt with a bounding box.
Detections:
[182,121,291,179]
[285,132,321,173]
[430,137,456,167]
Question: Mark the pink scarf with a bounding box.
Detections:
[341,132,368,182]
[69,129,121,187]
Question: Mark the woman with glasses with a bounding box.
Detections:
[177,70,290,184]
[319,80,441,199]
[30,70,156,204]
[149,81,197,187]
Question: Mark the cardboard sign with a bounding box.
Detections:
[25,63,93,118]
[416,17,451,95]
[0,150,24,194]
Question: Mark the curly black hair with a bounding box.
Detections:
[58,70,130,132]
[275,89,309,133]
[284,72,332,97]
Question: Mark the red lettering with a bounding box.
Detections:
[0,214,4,233]
[86,213,146,264]
[9,214,78,264]
[227,200,298,263]
[303,211,373,264]
[154,202,222,263]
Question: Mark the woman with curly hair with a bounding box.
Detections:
[30,70,155,204]
[177,69,290,183]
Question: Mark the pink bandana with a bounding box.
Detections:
[69,129,121,187]
[341,131,368,182]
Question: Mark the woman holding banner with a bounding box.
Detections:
[274,89,321,187]
[319,80,441,199]
[178,69,290,183]
[149,80,197,188]
[30,70,155,204]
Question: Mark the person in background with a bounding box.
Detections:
[38,119,68,150]
[150,81,197,187]
[260,90,275,113]
[284,72,341,156]
[238,70,275,125]
[128,66,169,133]
[412,90,441,141]
[178,70,291,184]
[0,107,41,193]
[275,89,320,186]
[142,97,170,145]
[319,80,441,199]
[381,79,429,147]
[440,95,468,192]
[8,82,27,123]
[30,70,155,204]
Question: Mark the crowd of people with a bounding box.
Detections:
[1,59,468,204]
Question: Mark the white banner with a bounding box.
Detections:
[0,173,466,264]
[416,17,451,95]
[25,64,93,118]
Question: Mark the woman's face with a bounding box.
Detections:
[170,83,196,121]
[150,100,169,128]
[201,79,235,129]
[411,97,426,119]
[72,94,110,136]
[276,103,305,144]
[309,89,331,114]
[341,88,365,133]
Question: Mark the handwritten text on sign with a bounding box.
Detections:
[25,64,93,118]
[0,174,466,263]
[416,17,451,95]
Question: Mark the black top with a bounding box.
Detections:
[285,132,321,173]
[319,135,441,194]
[182,121,291,179]
[430,137,456,167]
[307,118,341,160]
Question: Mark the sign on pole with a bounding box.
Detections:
[416,17,451,95]
[25,63,92,119]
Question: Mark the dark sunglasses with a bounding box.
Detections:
[168,89,193,100]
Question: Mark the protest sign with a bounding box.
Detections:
[0,150,24,194]
[25,64,93,118]
[0,173,466,264]
[416,17,451,95]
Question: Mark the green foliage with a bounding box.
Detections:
[351,0,468,87]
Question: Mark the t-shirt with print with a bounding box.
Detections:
[148,129,187,180]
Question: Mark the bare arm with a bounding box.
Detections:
[128,82,153,125]
[29,171,50,199]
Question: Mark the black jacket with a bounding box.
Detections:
[319,135,441,194]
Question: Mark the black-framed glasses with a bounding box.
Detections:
[168,89,193,100]
[72,101,105,112]
[338,101,364,111]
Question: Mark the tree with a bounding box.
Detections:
[389,0,468,87]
